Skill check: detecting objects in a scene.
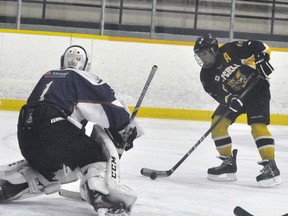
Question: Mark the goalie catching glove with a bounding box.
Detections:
[225,94,243,113]
[255,52,274,78]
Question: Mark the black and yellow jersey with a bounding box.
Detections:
[200,40,271,105]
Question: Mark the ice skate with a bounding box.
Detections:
[0,181,29,201]
[89,191,129,216]
[207,149,237,182]
[256,160,281,187]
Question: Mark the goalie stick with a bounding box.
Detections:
[129,65,158,123]
[119,64,158,151]
[105,65,157,156]
[141,75,262,180]
[59,65,158,199]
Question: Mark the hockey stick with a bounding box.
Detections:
[59,65,158,200]
[129,65,158,123]
[141,75,262,180]
[108,65,157,155]
[234,206,288,216]
[234,206,253,216]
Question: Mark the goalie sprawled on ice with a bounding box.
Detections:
[0,45,143,216]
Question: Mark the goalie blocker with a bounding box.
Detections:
[0,125,138,215]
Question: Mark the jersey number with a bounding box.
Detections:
[39,81,53,101]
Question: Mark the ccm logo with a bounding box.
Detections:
[111,156,117,179]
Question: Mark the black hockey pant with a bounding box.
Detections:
[17,105,106,181]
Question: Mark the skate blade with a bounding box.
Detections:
[96,208,129,216]
[97,208,108,216]
[207,173,237,182]
[258,176,282,187]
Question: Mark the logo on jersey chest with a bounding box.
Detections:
[44,71,52,78]
[44,71,68,78]
[221,64,241,81]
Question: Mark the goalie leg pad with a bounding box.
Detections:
[0,168,43,201]
[83,125,137,213]
[54,165,80,185]
[80,162,125,214]
[80,162,136,215]
[0,161,64,201]
[80,162,109,201]
[94,125,137,210]
[0,159,28,179]
[20,166,61,195]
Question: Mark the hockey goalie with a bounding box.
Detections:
[0,45,144,216]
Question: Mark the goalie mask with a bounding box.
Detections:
[194,34,219,69]
[61,45,89,71]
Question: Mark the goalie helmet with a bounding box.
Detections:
[194,33,219,68]
[61,45,89,71]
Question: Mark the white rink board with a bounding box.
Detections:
[0,31,287,114]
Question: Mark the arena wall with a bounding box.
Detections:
[0,29,287,125]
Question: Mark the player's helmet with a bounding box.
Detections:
[61,45,89,70]
[194,34,219,68]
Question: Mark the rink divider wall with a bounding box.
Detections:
[1,99,287,126]
[0,29,287,125]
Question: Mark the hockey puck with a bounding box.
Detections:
[150,172,158,180]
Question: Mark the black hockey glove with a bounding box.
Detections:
[226,94,243,113]
[255,52,274,78]
[107,126,137,151]
[121,126,137,151]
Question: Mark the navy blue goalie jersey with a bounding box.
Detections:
[27,68,130,131]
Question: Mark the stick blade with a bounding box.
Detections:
[234,206,253,216]
[140,168,171,178]
[140,168,154,177]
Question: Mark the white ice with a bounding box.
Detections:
[0,110,287,216]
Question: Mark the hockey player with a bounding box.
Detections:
[193,34,281,187]
[0,45,142,215]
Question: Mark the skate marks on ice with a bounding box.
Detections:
[0,111,288,215]
[126,118,288,216]
[0,194,94,216]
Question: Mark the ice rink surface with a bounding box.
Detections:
[0,110,287,216]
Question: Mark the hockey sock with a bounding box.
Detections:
[251,123,275,160]
[212,116,233,156]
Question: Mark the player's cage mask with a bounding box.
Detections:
[194,34,219,69]
[61,45,89,71]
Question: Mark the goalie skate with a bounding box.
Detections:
[207,149,237,182]
[0,181,29,201]
[91,192,129,216]
[97,208,129,216]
